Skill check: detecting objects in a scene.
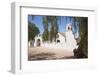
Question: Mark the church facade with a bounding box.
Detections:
[29,32,74,51]
[28,24,79,52]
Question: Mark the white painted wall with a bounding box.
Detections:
[56,33,66,44]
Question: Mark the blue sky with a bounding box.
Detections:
[28,15,78,34]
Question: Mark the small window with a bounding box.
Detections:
[57,40,60,43]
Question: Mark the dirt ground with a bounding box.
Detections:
[28,46,74,60]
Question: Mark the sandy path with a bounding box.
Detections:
[28,46,74,58]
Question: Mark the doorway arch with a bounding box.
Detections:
[36,39,41,46]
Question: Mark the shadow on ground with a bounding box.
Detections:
[28,52,75,61]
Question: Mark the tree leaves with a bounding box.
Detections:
[42,16,58,42]
[28,21,40,41]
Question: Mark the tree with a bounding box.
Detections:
[28,21,40,41]
[42,16,59,42]
[47,16,58,42]
[42,16,49,41]
[73,17,88,58]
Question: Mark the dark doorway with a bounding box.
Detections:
[36,39,41,46]
[57,40,60,43]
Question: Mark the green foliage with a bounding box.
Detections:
[42,29,49,41]
[42,16,58,42]
[74,17,88,58]
[42,16,49,41]
[28,21,40,41]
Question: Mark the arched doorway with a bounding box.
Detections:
[57,40,60,43]
[36,39,41,46]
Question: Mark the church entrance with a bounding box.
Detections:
[57,40,60,43]
[36,39,41,46]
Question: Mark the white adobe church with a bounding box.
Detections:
[29,23,79,52]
